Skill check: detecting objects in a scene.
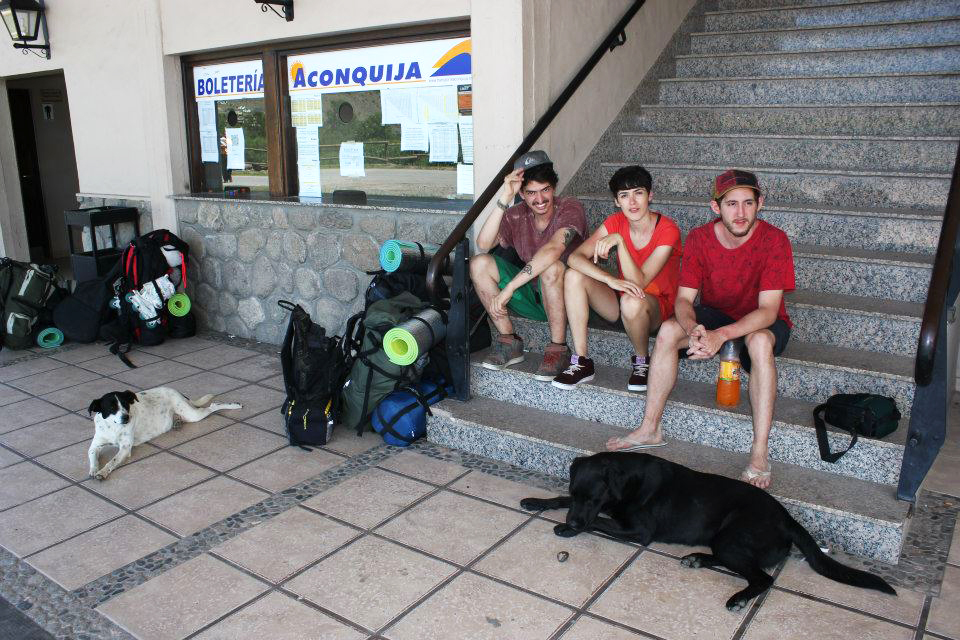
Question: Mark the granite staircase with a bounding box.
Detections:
[427,0,960,564]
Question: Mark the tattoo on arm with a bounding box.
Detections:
[521,264,533,276]
[561,228,577,247]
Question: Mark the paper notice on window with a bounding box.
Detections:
[456,163,474,195]
[198,100,216,129]
[339,142,365,177]
[296,126,323,198]
[400,122,429,151]
[225,127,245,170]
[417,86,459,123]
[381,88,418,125]
[291,91,324,127]
[458,115,474,164]
[428,123,459,163]
[198,101,218,162]
[200,131,219,163]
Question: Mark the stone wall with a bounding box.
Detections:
[174,197,463,345]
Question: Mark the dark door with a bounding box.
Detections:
[8,88,50,261]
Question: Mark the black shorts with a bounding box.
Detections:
[679,305,791,374]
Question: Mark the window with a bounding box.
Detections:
[191,59,268,194]
[182,22,471,205]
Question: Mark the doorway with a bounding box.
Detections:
[8,88,49,260]
[5,73,80,265]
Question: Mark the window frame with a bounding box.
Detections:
[181,20,470,198]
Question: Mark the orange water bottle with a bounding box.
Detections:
[716,339,741,407]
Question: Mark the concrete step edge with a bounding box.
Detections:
[598,160,951,181]
[659,71,960,83]
[631,102,960,110]
[621,132,959,143]
[575,193,943,221]
[703,0,956,17]
[675,42,960,59]
[690,15,960,37]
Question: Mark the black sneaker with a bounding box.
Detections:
[552,355,595,389]
[628,355,648,391]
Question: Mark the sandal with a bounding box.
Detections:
[606,435,668,452]
[741,465,772,487]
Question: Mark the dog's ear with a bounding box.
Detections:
[119,391,138,408]
[604,462,626,503]
[87,399,102,416]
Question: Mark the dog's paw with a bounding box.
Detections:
[680,554,703,569]
[553,523,578,538]
[94,472,108,481]
[520,498,546,511]
[725,596,748,612]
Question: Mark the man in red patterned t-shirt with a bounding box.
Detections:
[607,170,795,490]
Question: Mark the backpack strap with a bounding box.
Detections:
[814,402,858,463]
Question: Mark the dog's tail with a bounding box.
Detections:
[189,394,215,408]
[785,516,896,595]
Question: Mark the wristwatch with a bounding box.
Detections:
[495,199,509,210]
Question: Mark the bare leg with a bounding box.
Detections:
[539,261,567,344]
[620,295,661,356]
[606,318,688,450]
[470,254,514,336]
[563,269,619,356]
[744,329,777,489]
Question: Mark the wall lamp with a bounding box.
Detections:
[0,0,49,59]
[253,0,293,22]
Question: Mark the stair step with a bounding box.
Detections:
[578,194,942,253]
[717,0,921,10]
[792,243,931,302]
[508,315,917,413]
[659,72,960,106]
[676,44,960,77]
[704,0,960,32]
[469,355,906,485]
[627,103,960,137]
[787,289,920,356]
[622,132,959,174]
[427,396,909,563]
[691,18,960,53]
[598,161,950,211]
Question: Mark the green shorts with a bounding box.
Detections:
[492,254,548,322]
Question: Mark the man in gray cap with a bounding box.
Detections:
[470,150,587,380]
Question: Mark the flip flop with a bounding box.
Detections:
[606,436,668,452]
[740,465,772,484]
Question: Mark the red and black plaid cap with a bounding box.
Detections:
[713,169,762,200]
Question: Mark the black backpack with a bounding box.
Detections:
[278,300,353,448]
[0,259,59,350]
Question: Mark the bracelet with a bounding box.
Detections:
[495,199,509,210]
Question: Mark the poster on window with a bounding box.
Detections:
[225,128,246,170]
[194,59,264,101]
[288,37,471,96]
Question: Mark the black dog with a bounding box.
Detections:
[520,452,895,610]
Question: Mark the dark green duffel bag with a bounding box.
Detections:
[814,393,901,463]
[0,259,58,350]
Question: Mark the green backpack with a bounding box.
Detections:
[340,292,429,435]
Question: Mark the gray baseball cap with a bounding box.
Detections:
[513,150,552,171]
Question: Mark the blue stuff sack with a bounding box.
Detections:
[371,378,451,446]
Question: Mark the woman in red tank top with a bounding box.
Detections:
[550,166,682,394]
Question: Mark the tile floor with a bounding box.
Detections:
[0,334,957,639]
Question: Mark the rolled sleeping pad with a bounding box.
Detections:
[36,327,64,348]
[378,240,449,275]
[167,292,191,317]
[383,307,446,366]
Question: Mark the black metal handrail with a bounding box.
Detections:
[915,143,960,386]
[897,141,960,502]
[425,0,646,300]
